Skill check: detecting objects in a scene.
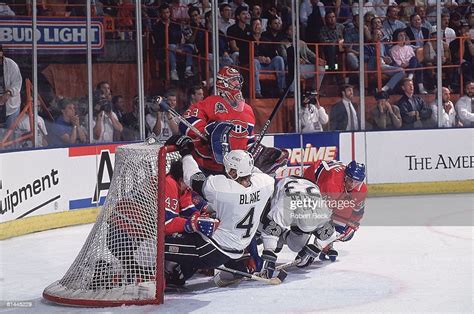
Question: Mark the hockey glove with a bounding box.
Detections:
[166,135,195,156]
[338,225,357,242]
[191,191,209,213]
[153,96,170,112]
[296,243,320,268]
[260,249,277,279]
[184,211,219,237]
[319,245,338,262]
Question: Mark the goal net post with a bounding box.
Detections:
[43,142,179,307]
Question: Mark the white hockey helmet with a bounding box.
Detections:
[223,150,254,179]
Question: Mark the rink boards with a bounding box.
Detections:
[1,128,473,239]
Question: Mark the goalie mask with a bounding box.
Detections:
[223,150,254,180]
[216,66,245,112]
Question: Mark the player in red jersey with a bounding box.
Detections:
[180,66,256,174]
[164,160,218,236]
[303,160,367,261]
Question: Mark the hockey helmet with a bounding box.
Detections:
[216,66,245,112]
[344,161,366,191]
[223,150,254,180]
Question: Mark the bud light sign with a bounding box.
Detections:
[0,17,104,53]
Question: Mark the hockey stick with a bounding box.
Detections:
[153,96,208,141]
[216,266,287,285]
[248,79,294,156]
[275,258,302,272]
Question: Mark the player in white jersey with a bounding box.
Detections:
[164,135,275,285]
[258,176,337,278]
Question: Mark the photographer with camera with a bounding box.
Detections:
[300,90,329,133]
[145,90,180,141]
[92,97,123,143]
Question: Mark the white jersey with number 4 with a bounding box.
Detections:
[203,171,274,258]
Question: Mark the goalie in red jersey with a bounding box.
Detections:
[303,160,367,261]
[180,66,256,175]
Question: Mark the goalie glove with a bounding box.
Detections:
[165,135,194,156]
[295,243,320,268]
[184,211,220,237]
[260,249,277,279]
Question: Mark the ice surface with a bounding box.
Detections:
[0,194,472,313]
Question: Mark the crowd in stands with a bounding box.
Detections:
[0,0,473,150]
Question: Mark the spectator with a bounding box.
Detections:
[286,25,326,93]
[169,0,189,24]
[373,0,397,18]
[15,106,49,148]
[369,16,389,42]
[250,4,267,31]
[116,0,135,39]
[329,84,359,131]
[455,81,474,127]
[0,2,15,16]
[352,0,376,17]
[113,95,139,141]
[300,0,325,29]
[319,10,345,73]
[196,11,234,83]
[112,95,128,124]
[229,0,249,17]
[383,5,407,42]
[363,11,376,33]
[300,90,328,132]
[441,12,456,44]
[227,6,252,66]
[344,15,365,74]
[372,91,402,129]
[218,3,235,34]
[405,13,430,48]
[449,20,474,83]
[48,98,87,146]
[396,78,432,129]
[252,18,286,98]
[365,29,405,93]
[146,90,179,141]
[304,0,326,44]
[415,6,432,31]
[92,99,123,143]
[261,15,288,61]
[95,81,112,102]
[427,87,461,128]
[187,85,204,111]
[449,11,463,34]
[423,27,451,89]
[390,28,428,94]
[152,3,193,81]
[0,45,22,131]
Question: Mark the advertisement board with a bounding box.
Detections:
[365,129,474,184]
[0,17,104,53]
[0,144,120,224]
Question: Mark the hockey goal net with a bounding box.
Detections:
[43,142,180,307]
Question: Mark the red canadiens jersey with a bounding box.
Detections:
[181,95,255,172]
[303,160,367,228]
[164,175,197,235]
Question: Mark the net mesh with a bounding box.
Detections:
[43,142,180,306]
